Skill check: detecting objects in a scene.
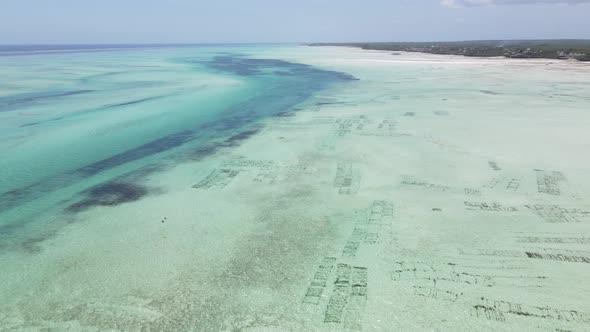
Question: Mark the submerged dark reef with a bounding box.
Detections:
[0,90,94,112]
[201,55,357,81]
[66,182,150,213]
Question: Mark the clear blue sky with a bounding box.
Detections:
[1,0,589,44]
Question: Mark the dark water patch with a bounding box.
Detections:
[316,101,347,106]
[20,232,56,254]
[65,163,166,214]
[66,182,149,213]
[80,70,170,86]
[197,54,358,81]
[186,142,227,161]
[480,90,500,95]
[404,112,415,117]
[0,219,26,235]
[104,96,161,109]
[19,117,64,128]
[0,90,94,111]
[119,163,170,182]
[205,56,261,76]
[0,226,57,255]
[78,130,194,176]
[184,128,262,160]
[80,71,127,84]
[225,128,262,145]
[274,71,294,76]
[274,110,295,117]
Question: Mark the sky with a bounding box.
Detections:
[0,0,589,44]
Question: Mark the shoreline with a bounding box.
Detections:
[307,42,590,63]
[305,45,590,70]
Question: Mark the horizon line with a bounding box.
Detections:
[1,38,590,46]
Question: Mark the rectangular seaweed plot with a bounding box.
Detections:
[192,169,239,190]
[525,204,588,223]
[342,211,368,258]
[401,176,449,192]
[472,297,590,327]
[342,201,394,258]
[391,261,494,287]
[464,188,482,196]
[525,248,590,264]
[334,162,360,195]
[516,236,590,245]
[535,169,565,195]
[220,159,278,184]
[303,257,337,305]
[324,264,351,323]
[343,267,368,330]
[334,116,371,137]
[464,201,518,212]
[506,178,520,191]
[488,161,501,171]
[365,201,394,244]
[253,169,278,184]
[359,119,399,137]
[413,285,461,302]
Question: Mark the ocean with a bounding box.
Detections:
[1,45,590,331]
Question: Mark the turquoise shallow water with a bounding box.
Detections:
[2,45,590,331]
[0,45,354,243]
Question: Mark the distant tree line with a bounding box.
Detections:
[308,40,590,61]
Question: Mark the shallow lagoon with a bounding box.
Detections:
[1,45,590,331]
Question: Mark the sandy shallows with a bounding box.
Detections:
[1,46,590,331]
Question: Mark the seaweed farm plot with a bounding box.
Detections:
[433,110,450,116]
[412,285,462,303]
[524,248,590,264]
[333,115,406,137]
[316,132,339,152]
[220,159,278,184]
[193,159,316,189]
[302,258,369,330]
[316,115,408,152]
[268,115,337,130]
[525,204,589,223]
[300,201,393,329]
[388,254,586,330]
[342,201,394,258]
[324,264,368,328]
[488,161,502,171]
[464,201,518,212]
[390,260,547,289]
[303,257,338,305]
[459,246,590,264]
[481,176,523,193]
[334,115,370,137]
[464,188,482,196]
[535,169,566,195]
[471,297,590,329]
[192,169,240,190]
[515,234,590,245]
[401,176,450,192]
[333,162,361,195]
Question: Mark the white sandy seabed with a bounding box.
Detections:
[2,46,590,331]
